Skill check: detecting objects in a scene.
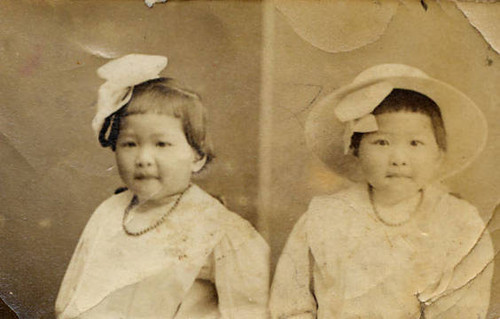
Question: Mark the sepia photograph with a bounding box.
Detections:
[0,0,499,318]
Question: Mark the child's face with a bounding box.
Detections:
[358,111,443,196]
[115,113,204,203]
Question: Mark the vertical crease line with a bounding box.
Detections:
[257,0,275,242]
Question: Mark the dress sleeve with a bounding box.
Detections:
[213,219,270,319]
[423,206,496,319]
[269,213,316,319]
[54,205,103,318]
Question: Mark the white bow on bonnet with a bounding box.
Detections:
[334,81,394,154]
[92,54,168,135]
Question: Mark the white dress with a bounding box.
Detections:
[55,184,270,319]
[270,183,494,319]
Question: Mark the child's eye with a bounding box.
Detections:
[372,139,389,146]
[156,141,172,148]
[410,140,424,147]
[121,141,136,148]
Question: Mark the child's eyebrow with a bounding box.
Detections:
[365,131,386,136]
[117,132,137,138]
[150,133,177,139]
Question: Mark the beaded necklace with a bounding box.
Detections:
[368,185,423,227]
[122,184,191,236]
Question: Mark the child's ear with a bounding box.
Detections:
[191,154,207,173]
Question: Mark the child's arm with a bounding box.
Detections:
[55,208,102,318]
[422,207,497,318]
[269,214,317,319]
[213,220,270,319]
[424,262,493,319]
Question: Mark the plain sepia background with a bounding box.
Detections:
[0,0,499,318]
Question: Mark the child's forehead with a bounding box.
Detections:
[375,111,432,123]
[373,111,434,133]
[127,93,174,111]
[120,113,183,132]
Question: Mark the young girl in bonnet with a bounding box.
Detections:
[269,64,494,318]
[55,54,269,318]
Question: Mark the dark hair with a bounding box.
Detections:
[99,78,214,164]
[350,89,447,156]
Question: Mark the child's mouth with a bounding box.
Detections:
[134,174,159,180]
[386,173,410,179]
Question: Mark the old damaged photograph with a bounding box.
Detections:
[1,1,267,318]
[265,1,500,318]
[0,0,499,318]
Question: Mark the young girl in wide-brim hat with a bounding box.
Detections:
[270,64,494,319]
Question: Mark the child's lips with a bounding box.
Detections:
[134,174,159,180]
[386,173,411,178]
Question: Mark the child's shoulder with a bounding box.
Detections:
[441,191,478,211]
[77,190,132,236]
[90,190,133,221]
[98,189,132,209]
[301,184,369,231]
[191,185,264,240]
[427,186,487,238]
[438,189,484,225]
[428,184,480,216]
[307,183,368,214]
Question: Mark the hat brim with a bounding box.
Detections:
[305,76,488,182]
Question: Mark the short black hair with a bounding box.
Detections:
[350,89,447,156]
[98,78,214,164]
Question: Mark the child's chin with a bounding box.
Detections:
[385,176,412,183]
[131,187,162,201]
[384,179,418,192]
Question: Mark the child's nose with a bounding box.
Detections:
[135,147,154,168]
[390,148,408,166]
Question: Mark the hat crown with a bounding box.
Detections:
[353,64,430,84]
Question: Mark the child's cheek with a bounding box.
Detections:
[177,146,198,163]
[116,151,135,179]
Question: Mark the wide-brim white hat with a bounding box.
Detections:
[305,64,488,182]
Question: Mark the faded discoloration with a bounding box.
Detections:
[19,44,43,77]
[457,2,500,54]
[275,0,399,53]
